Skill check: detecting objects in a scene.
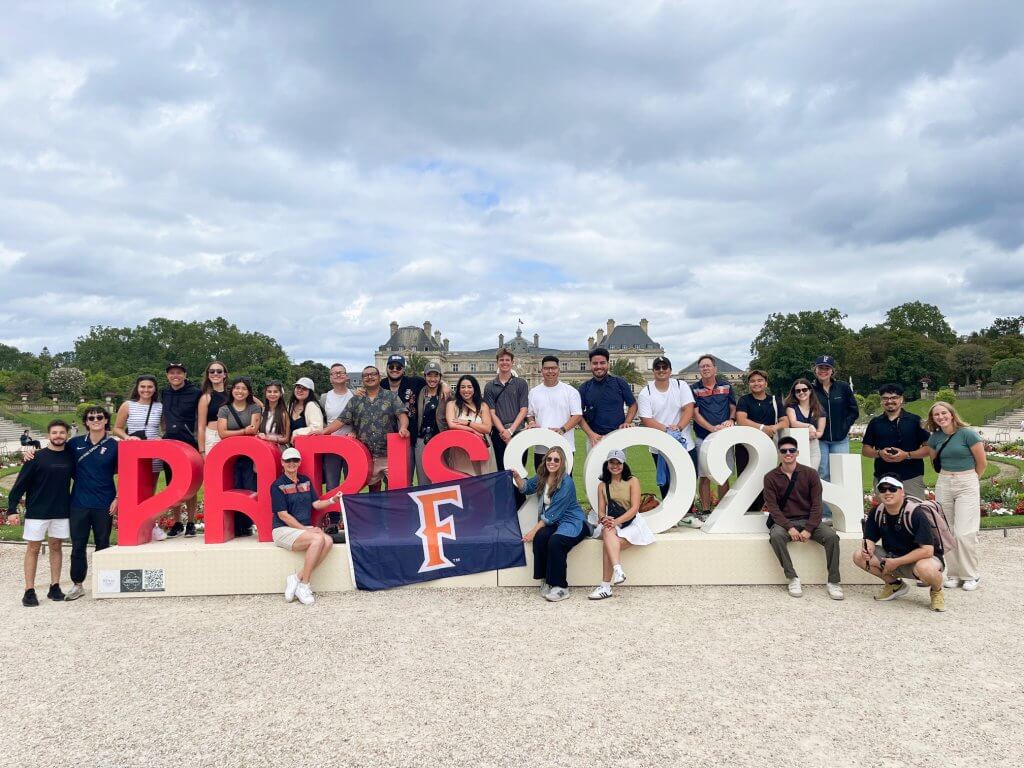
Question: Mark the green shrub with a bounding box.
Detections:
[934,387,957,403]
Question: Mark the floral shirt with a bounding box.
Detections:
[337,389,408,458]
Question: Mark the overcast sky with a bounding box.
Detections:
[1,1,1021,371]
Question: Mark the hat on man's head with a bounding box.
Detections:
[293,376,315,391]
[424,361,442,374]
[281,447,302,462]
[875,476,904,490]
[652,356,672,369]
[165,362,187,373]
[814,355,836,368]
[605,449,627,463]
[387,354,406,368]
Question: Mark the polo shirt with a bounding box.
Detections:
[270,473,316,528]
[579,375,636,435]
[862,410,930,480]
[690,378,736,438]
[68,434,118,508]
[483,375,530,428]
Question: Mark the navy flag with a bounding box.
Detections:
[342,471,525,590]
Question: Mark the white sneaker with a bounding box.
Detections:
[539,582,551,596]
[65,584,86,601]
[285,573,299,603]
[961,577,980,591]
[676,513,703,529]
[787,578,803,598]
[943,577,961,589]
[588,585,613,600]
[612,565,626,586]
[544,586,570,602]
[826,583,844,601]
[151,524,167,541]
[295,582,315,605]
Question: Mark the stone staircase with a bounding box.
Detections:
[0,415,43,446]
[984,406,1024,434]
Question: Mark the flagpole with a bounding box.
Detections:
[339,494,358,590]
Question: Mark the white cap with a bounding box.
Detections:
[293,377,315,391]
[605,449,627,463]
[875,476,903,490]
[281,447,302,461]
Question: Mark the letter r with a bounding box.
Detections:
[408,486,461,573]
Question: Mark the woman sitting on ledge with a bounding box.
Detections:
[512,446,586,603]
[270,447,339,606]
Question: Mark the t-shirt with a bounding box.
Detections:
[927,428,982,473]
[68,435,118,508]
[863,507,936,560]
[637,379,695,453]
[419,392,442,441]
[217,402,263,429]
[322,390,354,436]
[483,375,530,428]
[690,378,736,438]
[270,473,316,528]
[7,447,76,520]
[736,393,786,428]
[579,375,636,436]
[528,382,583,454]
[338,389,409,458]
[385,375,426,435]
[863,411,930,480]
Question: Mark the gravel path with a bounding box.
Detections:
[3,533,1024,768]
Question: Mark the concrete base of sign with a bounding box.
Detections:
[93,529,876,598]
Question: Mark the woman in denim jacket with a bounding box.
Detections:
[512,446,586,602]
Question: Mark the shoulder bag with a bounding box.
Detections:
[129,402,154,440]
[932,430,957,473]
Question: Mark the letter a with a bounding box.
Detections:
[408,486,462,573]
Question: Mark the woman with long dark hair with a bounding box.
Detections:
[511,446,586,602]
[444,374,496,476]
[289,377,326,438]
[258,380,291,448]
[113,375,166,541]
[197,360,229,456]
[217,377,263,536]
[588,449,654,600]
[785,378,825,472]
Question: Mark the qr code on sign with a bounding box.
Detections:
[142,569,165,592]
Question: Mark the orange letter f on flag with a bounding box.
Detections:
[408,486,462,573]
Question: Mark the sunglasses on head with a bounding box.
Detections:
[877,485,900,494]
[794,387,809,393]
[779,447,798,455]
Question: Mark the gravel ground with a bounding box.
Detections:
[3,532,1024,768]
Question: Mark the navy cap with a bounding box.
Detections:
[814,355,836,368]
[387,354,406,368]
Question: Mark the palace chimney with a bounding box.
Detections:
[434,330,442,344]
[443,338,450,351]
[606,318,615,336]
[533,333,540,347]
[423,320,432,336]
[390,321,399,337]
[596,328,605,343]
[640,318,648,334]
[588,336,595,348]
[498,333,505,348]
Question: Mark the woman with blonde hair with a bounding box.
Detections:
[926,400,986,591]
[785,378,826,471]
[511,446,586,602]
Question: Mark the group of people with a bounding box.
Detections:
[6,347,987,610]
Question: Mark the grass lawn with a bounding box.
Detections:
[0,408,79,433]
[849,440,999,493]
[902,398,1013,427]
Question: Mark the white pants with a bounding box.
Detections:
[935,470,981,581]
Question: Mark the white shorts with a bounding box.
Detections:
[24,518,71,542]
[272,526,305,550]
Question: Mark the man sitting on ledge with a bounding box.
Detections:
[763,436,843,600]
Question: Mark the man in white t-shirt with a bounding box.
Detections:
[320,363,354,492]
[637,356,700,527]
[526,355,583,470]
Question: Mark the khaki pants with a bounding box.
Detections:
[768,521,841,583]
[935,470,981,581]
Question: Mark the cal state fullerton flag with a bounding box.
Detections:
[342,471,525,590]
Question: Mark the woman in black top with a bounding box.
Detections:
[197,360,229,455]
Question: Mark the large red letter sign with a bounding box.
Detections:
[385,433,412,490]
[293,434,372,527]
[203,437,284,543]
[117,440,204,546]
[408,485,461,572]
[421,430,490,484]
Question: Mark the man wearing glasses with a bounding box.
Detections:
[763,436,843,600]
[861,383,930,500]
[854,477,946,612]
[333,366,409,492]
[320,363,354,492]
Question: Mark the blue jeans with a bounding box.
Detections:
[817,438,850,481]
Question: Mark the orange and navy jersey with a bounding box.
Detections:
[690,378,736,438]
[270,473,315,527]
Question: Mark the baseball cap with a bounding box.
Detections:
[814,355,836,368]
[387,354,406,368]
[605,449,627,463]
[293,376,316,391]
[652,356,672,369]
[281,447,302,462]
[875,476,903,490]
[424,361,442,374]
[165,362,187,373]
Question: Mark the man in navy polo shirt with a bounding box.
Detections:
[579,347,637,449]
[691,354,737,517]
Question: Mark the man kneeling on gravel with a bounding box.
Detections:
[763,436,843,600]
[853,477,945,612]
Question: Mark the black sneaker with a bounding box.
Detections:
[167,521,185,537]
[46,583,65,602]
[184,522,197,538]
[22,588,39,607]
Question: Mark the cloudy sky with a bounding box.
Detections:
[1,0,1022,371]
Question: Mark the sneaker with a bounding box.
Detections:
[167,521,184,538]
[65,584,85,601]
[612,565,626,586]
[961,577,980,592]
[676,513,703,529]
[151,524,167,541]
[826,583,844,601]
[539,583,551,597]
[22,588,38,607]
[544,586,570,602]
[930,588,946,612]
[46,583,65,602]
[697,510,711,522]
[787,578,803,598]
[943,577,961,589]
[184,522,197,538]
[295,582,315,605]
[284,573,299,603]
[874,580,910,601]
[588,585,613,600]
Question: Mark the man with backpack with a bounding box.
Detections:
[853,476,948,612]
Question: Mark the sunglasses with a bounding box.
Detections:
[283,458,301,464]
[208,369,225,375]
[794,387,809,393]
[778,448,798,455]
[86,415,107,422]
[653,365,670,371]
[545,456,561,463]
[877,485,900,493]
[387,364,404,370]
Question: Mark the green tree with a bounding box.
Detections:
[5,371,44,396]
[883,301,956,344]
[0,343,35,371]
[46,367,86,398]
[991,357,1024,384]
[749,309,853,387]
[406,353,431,376]
[291,361,331,395]
[610,359,646,387]
[947,344,990,385]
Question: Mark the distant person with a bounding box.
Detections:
[161,362,202,537]
[853,477,946,612]
[444,374,496,477]
[526,356,582,470]
[8,420,75,606]
[196,360,229,457]
[579,347,637,449]
[217,377,263,536]
[735,369,788,511]
[861,383,930,500]
[690,354,737,518]
[926,401,985,592]
[332,366,409,491]
[784,378,825,472]
[270,447,340,606]
[588,449,654,600]
[483,348,529,471]
[20,429,40,449]
[511,446,585,602]
[289,377,326,437]
[113,375,167,541]
[412,361,448,484]
[810,355,858,481]
[763,437,842,600]
[319,364,354,491]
